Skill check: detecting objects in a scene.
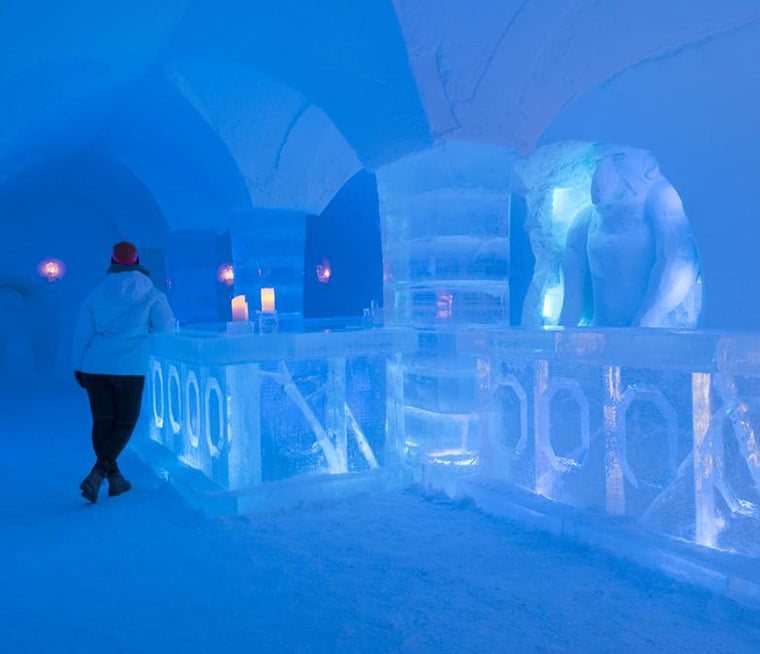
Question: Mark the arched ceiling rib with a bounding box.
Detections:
[166,58,362,214]
[166,0,433,168]
[393,0,760,153]
[0,152,166,244]
[1,1,428,230]
[0,59,122,185]
[93,72,252,232]
[0,71,253,237]
[2,0,759,222]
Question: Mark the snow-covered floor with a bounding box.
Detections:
[2,382,760,653]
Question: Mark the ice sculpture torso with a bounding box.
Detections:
[586,203,655,326]
[561,149,702,328]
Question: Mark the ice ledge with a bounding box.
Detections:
[130,437,411,517]
[455,475,760,611]
[151,326,417,366]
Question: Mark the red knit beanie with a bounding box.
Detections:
[112,241,138,265]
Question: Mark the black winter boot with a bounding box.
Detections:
[80,466,106,503]
[107,471,132,497]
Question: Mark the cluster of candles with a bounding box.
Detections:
[231,287,275,321]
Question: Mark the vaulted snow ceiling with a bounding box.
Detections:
[1,0,759,232]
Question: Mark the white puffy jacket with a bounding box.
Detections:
[72,269,176,376]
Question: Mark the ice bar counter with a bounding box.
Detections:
[144,323,760,570]
[143,324,416,512]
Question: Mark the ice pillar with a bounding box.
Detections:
[231,209,306,315]
[376,142,513,327]
[375,142,513,478]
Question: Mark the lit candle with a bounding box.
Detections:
[231,294,249,321]
[260,287,275,313]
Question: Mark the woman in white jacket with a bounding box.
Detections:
[72,242,176,502]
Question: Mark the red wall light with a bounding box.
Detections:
[316,257,332,284]
[38,258,65,283]
[217,263,235,286]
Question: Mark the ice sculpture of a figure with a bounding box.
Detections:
[560,148,702,327]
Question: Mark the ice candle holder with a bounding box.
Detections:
[258,287,278,334]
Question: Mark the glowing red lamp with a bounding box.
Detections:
[217,263,235,286]
[316,257,332,284]
[38,258,65,283]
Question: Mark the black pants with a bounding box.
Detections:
[81,373,145,473]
